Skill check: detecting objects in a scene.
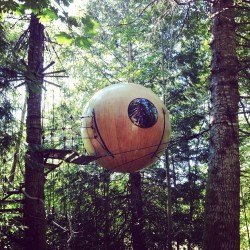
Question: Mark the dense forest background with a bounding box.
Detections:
[0,0,249,249]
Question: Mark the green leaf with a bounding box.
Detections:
[22,0,47,13]
[15,4,25,15]
[55,32,73,45]
[75,36,92,49]
[0,1,19,13]
[67,16,79,27]
[82,16,99,36]
[38,8,58,22]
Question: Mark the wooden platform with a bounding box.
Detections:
[42,149,74,160]
[42,149,99,171]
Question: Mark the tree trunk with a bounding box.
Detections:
[23,14,46,250]
[202,1,240,249]
[103,170,111,250]
[9,98,26,183]
[161,28,173,250]
[165,150,173,250]
[129,172,146,250]
[188,149,193,250]
[128,41,134,83]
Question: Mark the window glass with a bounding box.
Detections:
[128,98,158,128]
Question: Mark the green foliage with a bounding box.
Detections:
[54,15,99,48]
[55,31,74,45]
[0,23,17,154]
[18,0,49,13]
[0,0,73,15]
[38,8,58,22]
[0,0,19,13]
[82,15,99,36]
[0,97,14,140]
[55,0,73,7]
[1,0,250,249]
[0,0,49,14]
[46,167,130,249]
[42,1,211,248]
[75,36,92,49]
[236,1,250,248]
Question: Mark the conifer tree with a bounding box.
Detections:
[203,0,240,249]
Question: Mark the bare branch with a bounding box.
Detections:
[239,129,250,135]
[236,33,250,42]
[52,220,68,232]
[239,100,250,127]
[173,0,193,5]
[117,0,159,26]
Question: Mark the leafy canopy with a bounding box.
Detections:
[0,0,99,49]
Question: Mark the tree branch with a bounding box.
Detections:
[239,129,250,136]
[173,0,193,5]
[116,0,159,26]
[236,33,250,42]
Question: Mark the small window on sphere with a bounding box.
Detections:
[128,98,158,128]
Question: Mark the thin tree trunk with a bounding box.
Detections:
[203,1,240,249]
[166,150,173,250]
[9,98,26,183]
[103,169,111,250]
[241,186,250,249]
[128,41,134,83]
[188,150,193,250]
[127,39,146,249]
[161,28,173,250]
[23,14,46,250]
[129,172,146,250]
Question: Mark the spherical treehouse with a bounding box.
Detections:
[81,83,171,173]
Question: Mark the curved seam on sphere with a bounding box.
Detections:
[89,114,98,156]
[151,108,166,158]
[156,145,168,156]
[96,141,169,172]
[95,137,114,157]
[92,109,114,158]
[109,149,157,172]
[82,115,97,155]
[97,142,169,160]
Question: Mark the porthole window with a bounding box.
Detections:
[128,98,158,128]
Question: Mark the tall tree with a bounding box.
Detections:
[202,0,240,249]
[129,172,147,250]
[23,13,46,250]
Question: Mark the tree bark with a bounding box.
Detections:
[202,1,240,249]
[23,14,46,250]
[129,172,146,250]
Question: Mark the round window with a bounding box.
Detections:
[128,98,158,128]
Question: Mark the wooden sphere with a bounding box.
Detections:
[81,83,171,173]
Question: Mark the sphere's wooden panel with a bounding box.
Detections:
[81,115,95,155]
[82,83,171,173]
